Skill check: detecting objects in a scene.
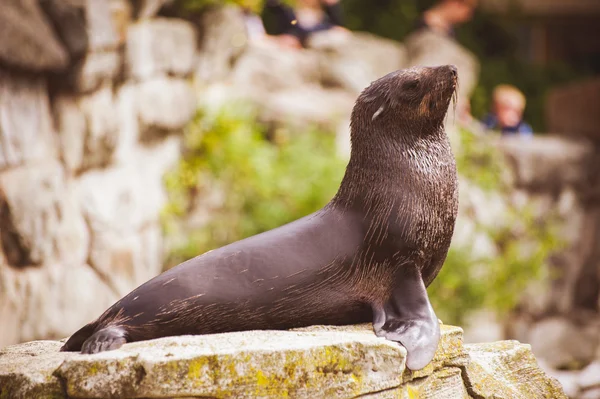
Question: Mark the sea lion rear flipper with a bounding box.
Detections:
[60,322,98,352]
[372,268,440,371]
[81,326,127,354]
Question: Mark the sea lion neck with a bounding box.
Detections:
[330,120,450,210]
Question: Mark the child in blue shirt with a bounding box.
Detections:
[482,85,533,137]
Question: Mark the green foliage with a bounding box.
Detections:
[162,104,346,267]
[162,107,561,325]
[428,126,563,324]
[454,127,505,191]
[176,0,297,13]
[429,205,561,325]
[175,0,265,13]
[342,0,423,42]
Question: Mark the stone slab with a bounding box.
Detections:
[0,324,565,399]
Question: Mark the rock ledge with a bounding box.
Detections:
[0,324,566,398]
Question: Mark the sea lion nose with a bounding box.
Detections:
[448,65,458,77]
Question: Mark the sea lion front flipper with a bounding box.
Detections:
[372,268,440,371]
[81,326,127,354]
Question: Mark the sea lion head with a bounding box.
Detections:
[351,65,458,139]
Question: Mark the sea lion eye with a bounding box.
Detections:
[429,99,437,112]
[404,79,420,90]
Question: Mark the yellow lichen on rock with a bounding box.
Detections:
[402,325,469,383]
[0,326,567,399]
[359,368,470,399]
[463,341,568,399]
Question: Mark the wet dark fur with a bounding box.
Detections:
[61,65,459,370]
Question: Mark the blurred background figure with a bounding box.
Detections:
[264,0,346,48]
[482,85,533,137]
[415,0,478,38]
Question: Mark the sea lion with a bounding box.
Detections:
[61,64,459,371]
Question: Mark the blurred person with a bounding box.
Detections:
[416,0,478,38]
[264,0,347,49]
[482,84,533,137]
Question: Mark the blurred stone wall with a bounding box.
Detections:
[0,0,422,348]
[503,80,600,399]
[0,0,195,346]
[456,78,600,398]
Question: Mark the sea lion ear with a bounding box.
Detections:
[361,91,380,103]
[372,105,386,121]
[403,77,420,91]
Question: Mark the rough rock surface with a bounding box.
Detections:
[133,0,174,19]
[137,77,197,136]
[404,29,479,103]
[85,0,119,52]
[194,5,248,83]
[0,0,70,73]
[0,0,192,349]
[540,360,600,399]
[499,135,593,191]
[527,317,600,370]
[499,133,600,399]
[0,71,58,170]
[0,161,88,267]
[53,0,121,93]
[546,78,600,140]
[76,136,180,295]
[126,17,197,80]
[70,51,121,93]
[0,262,118,344]
[464,341,566,399]
[308,30,407,94]
[231,44,322,92]
[53,86,119,173]
[0,325,565,399]
[39,0,88,61]
[261,86,354,129]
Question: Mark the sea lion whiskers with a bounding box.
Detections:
[446,75,459,124]
[286,269,308,278]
